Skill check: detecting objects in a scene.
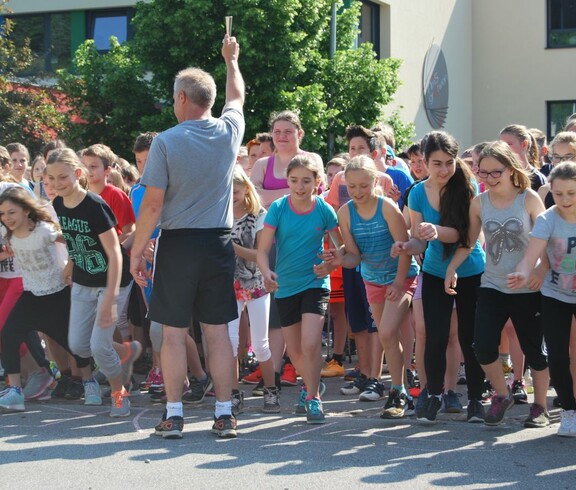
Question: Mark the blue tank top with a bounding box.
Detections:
[348,196,419,285]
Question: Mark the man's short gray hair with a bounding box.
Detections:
[174,67,217,109]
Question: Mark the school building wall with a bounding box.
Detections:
[375,0,576,150]
[471,0,576,146]
[6,0,576,150]
[375,0,473,148]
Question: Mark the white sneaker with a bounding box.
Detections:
[557,409,576,437]
[358,379,385,401]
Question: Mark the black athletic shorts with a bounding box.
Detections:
[275,288,330,327]
[148,228,237,327]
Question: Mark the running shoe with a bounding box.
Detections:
[48,361,61,388]
[512,379,528,404]
[406,368,419,389]
[231,390,244,416]
[182,376,213,404]
[110,387,130,417]
[414,386,429,419]
[380,389,407,419]
[149,390,166,404]
[359,378,385,401]
[344,366,361,381]
[51,375,70,399]
[155,410,184,439]
[405,395,416,417]
[523,403,550,428]
[416,394,442,424]
[340,373,368,396]
[140,368,157,391]
[65,378,85,400]
[557,410,576,437]
[481,379,495,402]
[241,366,262,384]
[321,359,345,378]
[212,414,237,438]
[442,390,463,413]
[83,378,102,406]
[295,386,307,416]
[0,386,25,412]
[467,399,485,423]
[484,389,514,426]
[263,387,281,413]
[101,376,139,398]
[305,397,325,424]
[150,369,164,392]
[252,379,265,397]
[22,367,54,400]
[281,362,298,386]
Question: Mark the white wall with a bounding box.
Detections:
[375,0,474,149]
[472,0,576,144]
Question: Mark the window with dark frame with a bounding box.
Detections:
[548,0,576,48]
[4,13,71,76]
[547,100,576,140]
[86,8,135,53]
[4,7,134,75]
[358,0,380,57]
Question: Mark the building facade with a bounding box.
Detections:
[5,0,576,149]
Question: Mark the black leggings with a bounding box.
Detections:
[1,288,90,375]
[474,288,547,371]
[422,272,484,400]
[541,295,576,410]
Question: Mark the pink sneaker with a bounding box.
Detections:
[140,368,156,391]
[150,369,164,391]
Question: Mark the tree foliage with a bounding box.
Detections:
[56,37,160,157]
[2,0,414,159]
[0,14,68,156]
[133,0,412,157]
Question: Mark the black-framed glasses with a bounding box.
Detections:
[550,154,576,163]
[477,168,507,179]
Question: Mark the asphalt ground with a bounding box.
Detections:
[1,364,574,490]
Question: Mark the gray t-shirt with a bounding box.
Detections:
[141,107,244,229]
[531,207,576,304]
[480,191,532,294]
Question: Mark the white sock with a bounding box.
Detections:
[215,400,232,418]
[166,401,183,418]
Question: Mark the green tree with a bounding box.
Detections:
[56,37,160,157]
[133,0,411,158]
[0,13,68,156]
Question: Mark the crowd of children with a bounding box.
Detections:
[1,106,575,440]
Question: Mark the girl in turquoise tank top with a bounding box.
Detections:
[326,156,419,419]
[392,131,486,424]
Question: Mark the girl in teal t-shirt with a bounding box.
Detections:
[257,155,343,425]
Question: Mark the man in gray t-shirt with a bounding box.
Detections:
[130,35,245,439]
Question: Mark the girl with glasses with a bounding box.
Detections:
[446,141,550,428]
